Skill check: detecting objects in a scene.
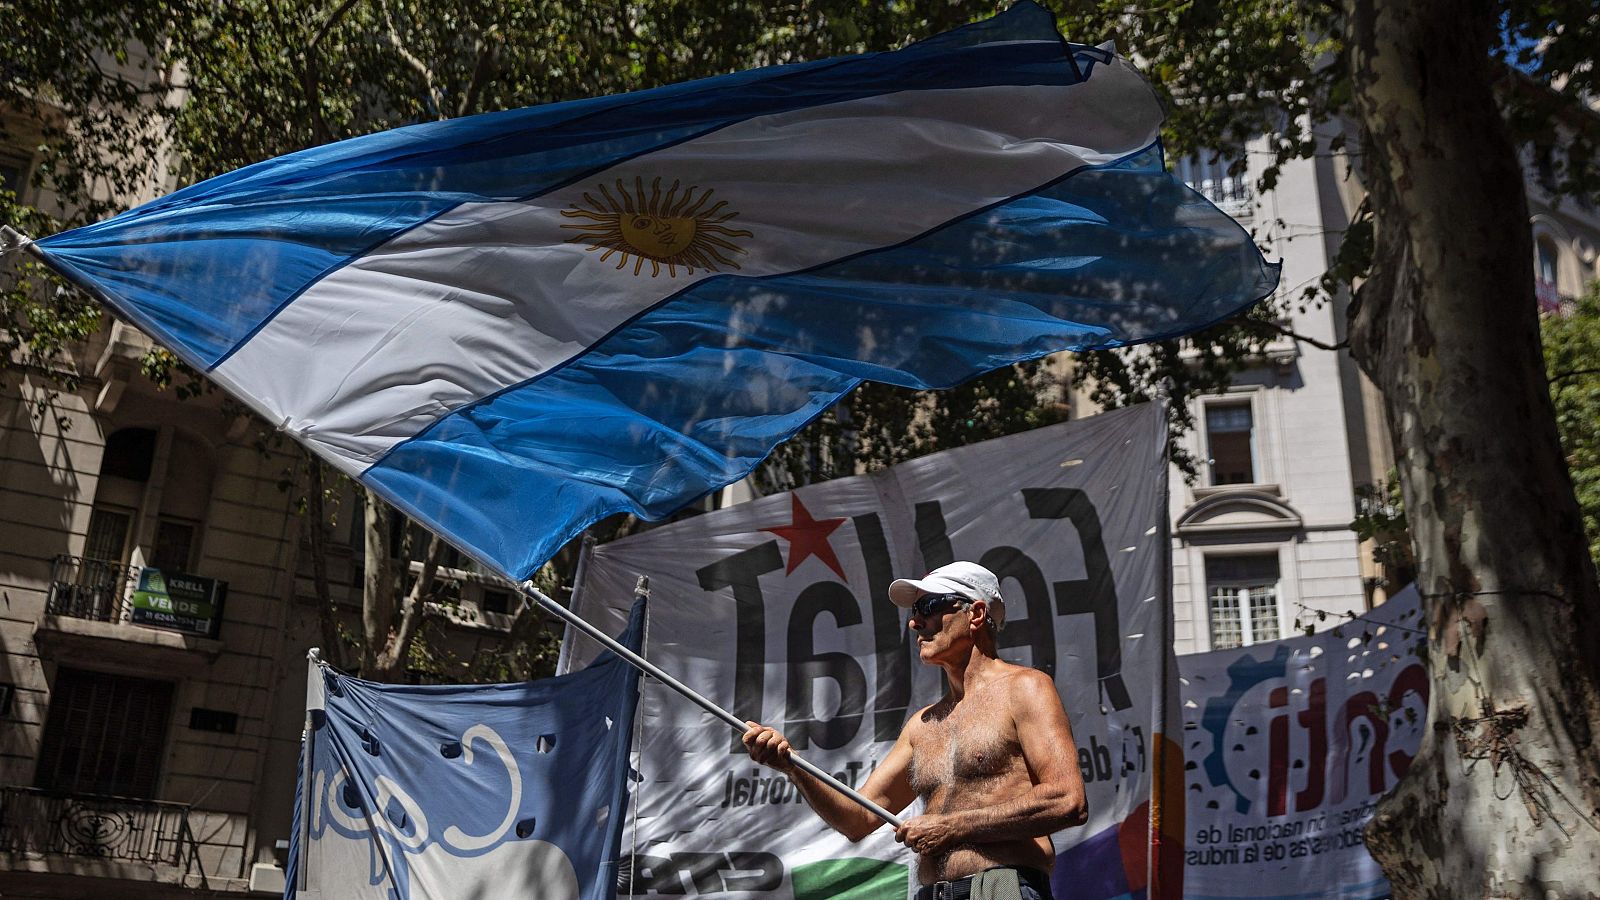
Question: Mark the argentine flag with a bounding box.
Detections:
[29,3,1278,581]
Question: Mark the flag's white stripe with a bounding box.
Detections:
[215,60,1158,475]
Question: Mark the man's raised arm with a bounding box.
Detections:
[742,719,918,842]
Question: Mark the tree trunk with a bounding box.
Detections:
[370,529,447,682]
[360,487,396,678]
[1343,0,1600,894]
[305,456,343,669]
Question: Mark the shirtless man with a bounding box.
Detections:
[743,561,1086,900]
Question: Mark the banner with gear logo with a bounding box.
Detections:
[1177,585,1426,900]
[565,403,1184,899]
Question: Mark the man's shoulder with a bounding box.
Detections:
[1001,664,1063,705]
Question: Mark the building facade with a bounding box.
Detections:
[1,124,528,898]
[1142,121,1600,656]
[0,316,529,897]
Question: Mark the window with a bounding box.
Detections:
[88,426,215,574]
[0,155,25,198]
[101,428,158,482]
[1176,149,1252,216]
[151,518,198,573]
[480,587,512,615]
[84,507,133,565]
[36,668,173,798]
[1535,237,1562,313]
[1205,403,1255,485]
[1206,555,1282,650]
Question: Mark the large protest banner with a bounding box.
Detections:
[566,403,1183,899]
[1178,586,1427,899]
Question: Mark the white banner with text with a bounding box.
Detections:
[1178,585,1426,900]
[568,403,1183,900]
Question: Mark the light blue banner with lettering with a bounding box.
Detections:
[286,598,645,899]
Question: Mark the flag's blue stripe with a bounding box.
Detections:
[34,2,1080,370]
[363,145,1281,579]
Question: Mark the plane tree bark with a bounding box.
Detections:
[1341,0,1600,893]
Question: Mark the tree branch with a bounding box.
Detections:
[375,529,447,678]
[382,6,445,119]
[1238,315,1351,351]
[457,36,499,118]
[309,0,364,51]
[1549,366,1600,385]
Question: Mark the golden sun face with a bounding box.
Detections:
[561,177,753,277]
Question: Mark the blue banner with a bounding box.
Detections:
[286,598,645,899]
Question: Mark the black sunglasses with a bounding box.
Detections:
[911,593,973,618]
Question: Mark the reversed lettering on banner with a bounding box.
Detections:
[571,404,1176,900]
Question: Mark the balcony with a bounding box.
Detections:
[44,556,138,623]
[0,787,245,892]
[35,556,225,669]
[0,787,201,867]
[1176,151,1255,221]
[1536,279,1576,316]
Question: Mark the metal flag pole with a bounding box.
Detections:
[521,577,904,829]
[0,225,34,257]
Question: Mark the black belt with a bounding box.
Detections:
[914,866,1052,900]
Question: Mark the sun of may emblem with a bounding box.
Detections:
[561,177,753,277]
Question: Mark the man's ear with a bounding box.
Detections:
[969,599,989,633]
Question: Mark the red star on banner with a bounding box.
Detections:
[763,494,849,581]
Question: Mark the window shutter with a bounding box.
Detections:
[36,669,173,798]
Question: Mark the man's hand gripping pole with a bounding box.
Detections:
[520,577,903,828]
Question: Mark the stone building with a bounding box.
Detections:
[3,31,1596,900]
[1144,123,1600,656]
[1,120,529,900]
[0,314,528,897]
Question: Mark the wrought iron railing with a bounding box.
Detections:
[44,555,139,623]
[1536,279,1576,316]
[0,786,205,874]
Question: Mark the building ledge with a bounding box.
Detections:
[1176,488,1303,538]
[1178,326,1298,372]
[33,616,224,672]
[0,852,248,896]
[1192,482,1281,500]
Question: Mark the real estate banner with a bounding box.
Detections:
[1178,585,1426,900]
[129,568,227,638]
[568,403,1183,900]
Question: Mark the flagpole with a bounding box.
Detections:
[519,579,905,829]
[1150,397,1176,899]
[1,225,33,257]
[552,535,597,677]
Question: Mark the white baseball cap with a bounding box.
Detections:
[889,561,1006,630]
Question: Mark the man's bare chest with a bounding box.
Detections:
[907,701,1020,795]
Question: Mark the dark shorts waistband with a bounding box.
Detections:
[914,866,1053,900]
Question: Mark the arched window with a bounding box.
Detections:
[85,426,215,575]
[1537,237,1559,284]
[1535,236,1562,312]
[83,427,156,565]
